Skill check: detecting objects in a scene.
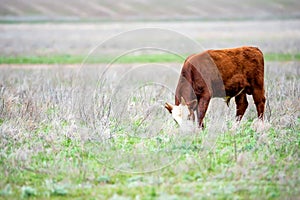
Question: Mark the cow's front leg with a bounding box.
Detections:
[196,95,211,128]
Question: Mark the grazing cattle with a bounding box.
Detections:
[165,46,266,128]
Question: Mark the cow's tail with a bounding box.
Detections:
[265,90,271,121]
[255,47,269,120]
[255,47,264,68]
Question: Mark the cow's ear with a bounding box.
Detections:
[180,97,187,106]
[165,102,173,113]
[187,99,198,110]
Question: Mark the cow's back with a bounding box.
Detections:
[207,46,264,96]
[207,46,264,77]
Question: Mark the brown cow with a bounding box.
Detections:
[165,46,266,128]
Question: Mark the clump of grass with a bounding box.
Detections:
[21,186,37,198]
[97,175,111,184]
[44,180,69,197]
[0,184,12,197]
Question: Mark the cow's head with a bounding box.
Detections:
[165,97,197,126]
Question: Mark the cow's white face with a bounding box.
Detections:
[165,97,197,126]
[165,103,187,126]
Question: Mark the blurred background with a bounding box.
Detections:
[1,0,300,21]
[0,0,300,58]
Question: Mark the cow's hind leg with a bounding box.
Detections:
[235,92,248,121]
[252,88,266,119]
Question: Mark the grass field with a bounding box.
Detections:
[0,58,299,199]
[0,53,300,64]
